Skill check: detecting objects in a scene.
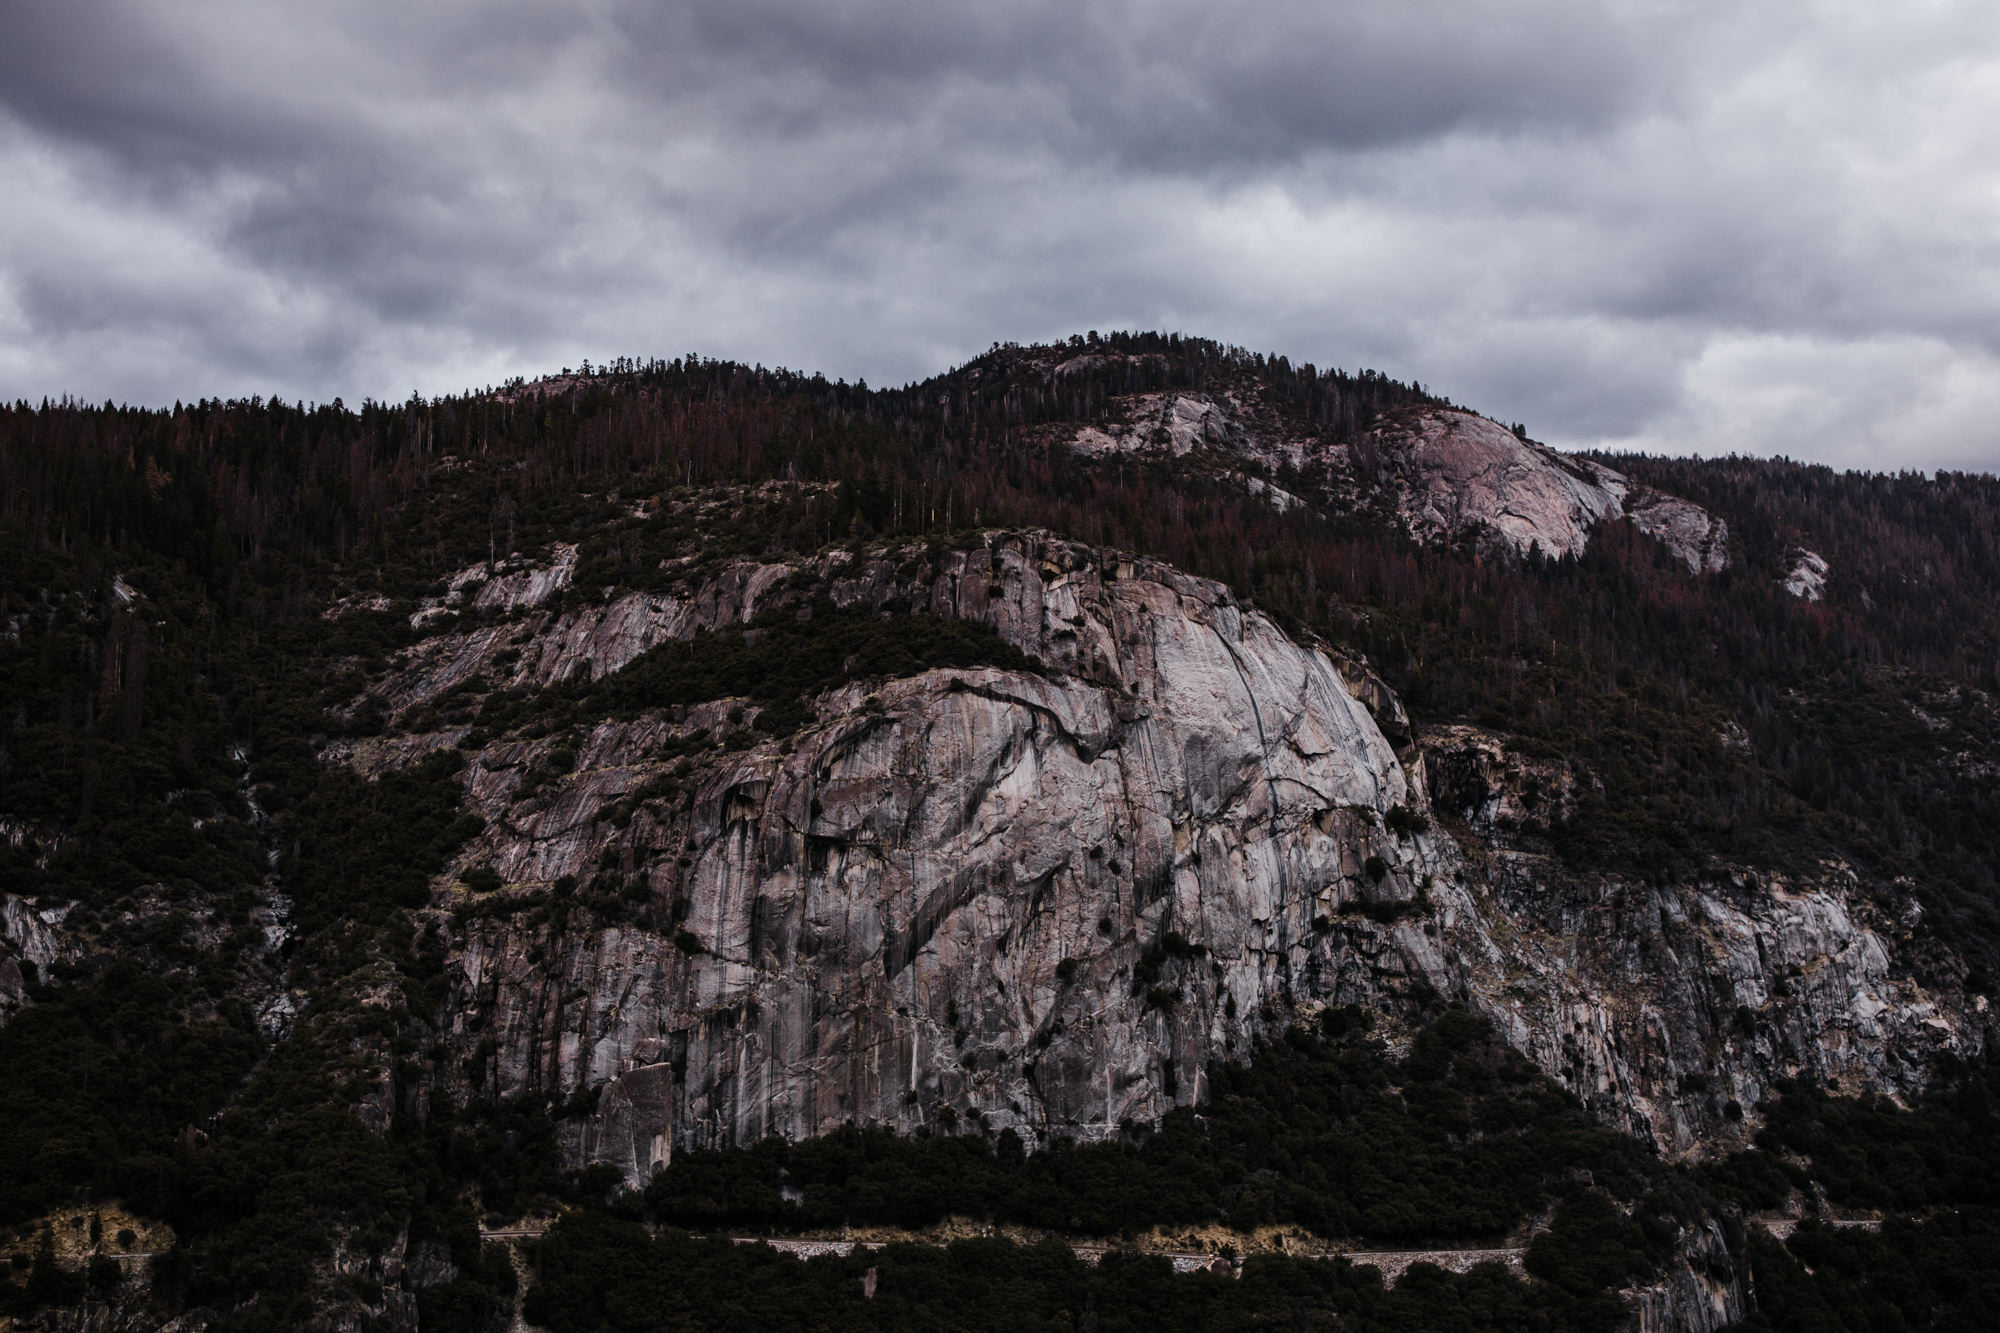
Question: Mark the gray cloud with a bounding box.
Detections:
[2,0,1998,469]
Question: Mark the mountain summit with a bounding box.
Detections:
[2,333,1996,1330]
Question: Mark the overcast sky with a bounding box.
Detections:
[4,1,1999,470]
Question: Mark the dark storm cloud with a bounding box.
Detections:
[621,1,1652,163]
[3,1,1998,468]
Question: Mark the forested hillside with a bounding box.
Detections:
[3,333,1999,1329]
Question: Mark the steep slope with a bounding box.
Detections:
[358,533,1432,1175]
[324,524,1980,1186]
[7,336,2000,1330]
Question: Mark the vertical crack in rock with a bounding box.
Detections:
[364,530,1980,1188]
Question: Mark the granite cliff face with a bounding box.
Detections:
[379,534,1435,1175]
[1370,410,1731,574]
[0,890,77,1024]
[330,528,1980,1192]
[1423,724,1983,1151]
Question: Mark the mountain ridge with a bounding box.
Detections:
[4,331,2000,1330]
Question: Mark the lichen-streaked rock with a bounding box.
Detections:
[1422,723,1985,1151]
[0,892,78,1023]
[428,534,1447,1160]
[348,530,1982,1194]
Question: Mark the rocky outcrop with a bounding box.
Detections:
[1626,490,1730,576]
[1,892,78,1022]
[1782,549,1829,600]
[351,532,1977,1191]
[1069,391,1317,477]
[1054,391,1729,574]
[424,534,1445,1159]
[1421,724,1984,1151]
[1624,1217,1746,1333]
[1066,392,1321,515]
[1417,725,1581,835]
[369,554,796,721]
[1459,852,1975,1152]
[1369,410,1730,573]
[1372,410,1627,561]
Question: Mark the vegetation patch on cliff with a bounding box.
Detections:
[1700,1064,2000,1330]
[476,602,1039,741]
[646,1009,1681,1252]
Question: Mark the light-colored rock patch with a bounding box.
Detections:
[433,535,1445,1173]
[1783,549,1829,600]
[1378,410,1627,560]
[1626,491,1731,575]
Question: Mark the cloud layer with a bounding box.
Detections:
[4,0,1999,469]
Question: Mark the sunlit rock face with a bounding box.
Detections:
[335,531,1980,1192]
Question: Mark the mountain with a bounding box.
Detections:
[4,332,2000,1331]
[1049,361,1729,572]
